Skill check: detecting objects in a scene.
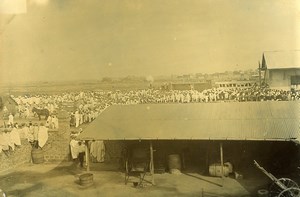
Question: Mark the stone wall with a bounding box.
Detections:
[0,139,32,172]
[0,110,72,173]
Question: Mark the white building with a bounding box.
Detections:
[262,51,300,90]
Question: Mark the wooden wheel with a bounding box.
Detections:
[269,178,299,196]
[278,188,300,197]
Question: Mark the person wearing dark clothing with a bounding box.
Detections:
[78,141,86,168]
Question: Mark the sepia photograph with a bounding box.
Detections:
[0,0,300,196]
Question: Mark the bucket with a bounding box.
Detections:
[257,189,269,197]
[168,154,181,174]
[31,149,44,164]
[79,173,93,186]
[209,163,229,177]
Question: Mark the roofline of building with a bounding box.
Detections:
[267,67,300,70]
[78,137,297,142]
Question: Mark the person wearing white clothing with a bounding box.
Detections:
[74,111,80,128]
[22,124,31,142]
[46,115,52,128]
[38,123,48,148]
[70,138,79,160]
[2,131,14,151]
[8,113,14,126]
[51,115,59,129]
[10,125,21,147]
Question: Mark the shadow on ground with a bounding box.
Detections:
[0,161,255,197]
[0,162,81,196]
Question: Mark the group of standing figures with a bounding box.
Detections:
[70,138,86,168]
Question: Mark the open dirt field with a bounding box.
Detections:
[0,162,259,197]
[0,81,157,96]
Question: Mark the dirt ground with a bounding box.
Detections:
[0,161,268,197]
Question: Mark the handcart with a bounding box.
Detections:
[254,160,300,197]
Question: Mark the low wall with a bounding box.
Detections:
[0,112,72,172]
[0,139,32,172]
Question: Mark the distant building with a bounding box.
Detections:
[215,81,255,89]
[162,82,212,91]
[262,51,300,90]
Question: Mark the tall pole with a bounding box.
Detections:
[258,61,262,88]
[85,140,90,172]
[220,142,224,178]
[150,141,155,185]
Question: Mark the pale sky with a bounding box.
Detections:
[0,0,300,83]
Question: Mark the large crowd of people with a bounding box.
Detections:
[1,85,299,128]
[0,85,299,160]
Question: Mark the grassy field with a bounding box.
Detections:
[0,81,161,95]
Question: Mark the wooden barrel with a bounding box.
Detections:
[79,173,93,186]
[31,149,44,164]
[209,163,229,177]
[168,154,181,173]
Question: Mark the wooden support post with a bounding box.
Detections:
[150,141,155,185]
[85,140,90,172]
[206,145,209,170]
[220,142,224,178]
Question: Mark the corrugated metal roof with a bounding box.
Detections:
[78,102,300,141]
[262,51,300,69]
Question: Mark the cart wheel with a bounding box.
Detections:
[269,178,299,196]
[278,187,300,197]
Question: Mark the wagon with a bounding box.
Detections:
[254,160,300,197]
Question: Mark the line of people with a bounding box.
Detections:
[7,86,299,127]
[0,122,49,154]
